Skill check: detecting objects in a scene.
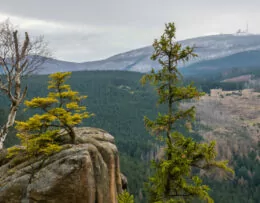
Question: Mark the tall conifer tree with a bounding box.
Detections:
[141,23,233,203]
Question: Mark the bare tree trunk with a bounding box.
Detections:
[0,103,18,149]
[0,20,50,149]
[0,33,21,148]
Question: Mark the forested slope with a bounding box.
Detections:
[0,70,259,202]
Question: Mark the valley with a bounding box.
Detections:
[0,70,259,202]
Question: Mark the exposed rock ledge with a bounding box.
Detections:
[0,127,124,203]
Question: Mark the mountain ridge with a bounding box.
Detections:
[38,34,260,74]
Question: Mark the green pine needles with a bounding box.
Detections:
[141,22,234,203]
[7,72,93,159]
[117,190,135,203]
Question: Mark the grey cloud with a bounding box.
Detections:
[0,0,258,26]
[0,0,259,61]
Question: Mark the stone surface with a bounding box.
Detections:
[0,127,124,203]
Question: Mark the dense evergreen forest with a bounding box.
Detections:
[0,70,259,202]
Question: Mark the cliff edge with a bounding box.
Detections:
[0,127,124,203]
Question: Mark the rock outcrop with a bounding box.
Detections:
[0,127,124,203]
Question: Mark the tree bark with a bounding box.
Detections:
[0,20,49,149]
[0,103,18,149]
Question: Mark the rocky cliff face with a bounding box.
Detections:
[0,127,124,203]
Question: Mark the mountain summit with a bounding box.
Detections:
[39,34,260,74]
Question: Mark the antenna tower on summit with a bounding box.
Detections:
[235,22,250,35]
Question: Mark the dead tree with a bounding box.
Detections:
[0,20,51,149]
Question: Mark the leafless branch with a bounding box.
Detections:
[0,19,51,149]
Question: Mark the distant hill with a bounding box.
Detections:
[38,34,260,74]
[181,50,260,79]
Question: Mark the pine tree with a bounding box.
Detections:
[8,72,92,158]
[117,190,135,203]
[141,23,234,203]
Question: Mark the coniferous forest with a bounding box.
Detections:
[0,15,260,203]
[1,70,259,203]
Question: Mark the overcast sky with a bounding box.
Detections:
[0,0,259,62]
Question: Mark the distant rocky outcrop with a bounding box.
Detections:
[0,127,125,203]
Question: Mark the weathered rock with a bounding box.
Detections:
[120,173,128,190]
[0,127,123,203]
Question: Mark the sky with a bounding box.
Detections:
[0,0,259,62]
